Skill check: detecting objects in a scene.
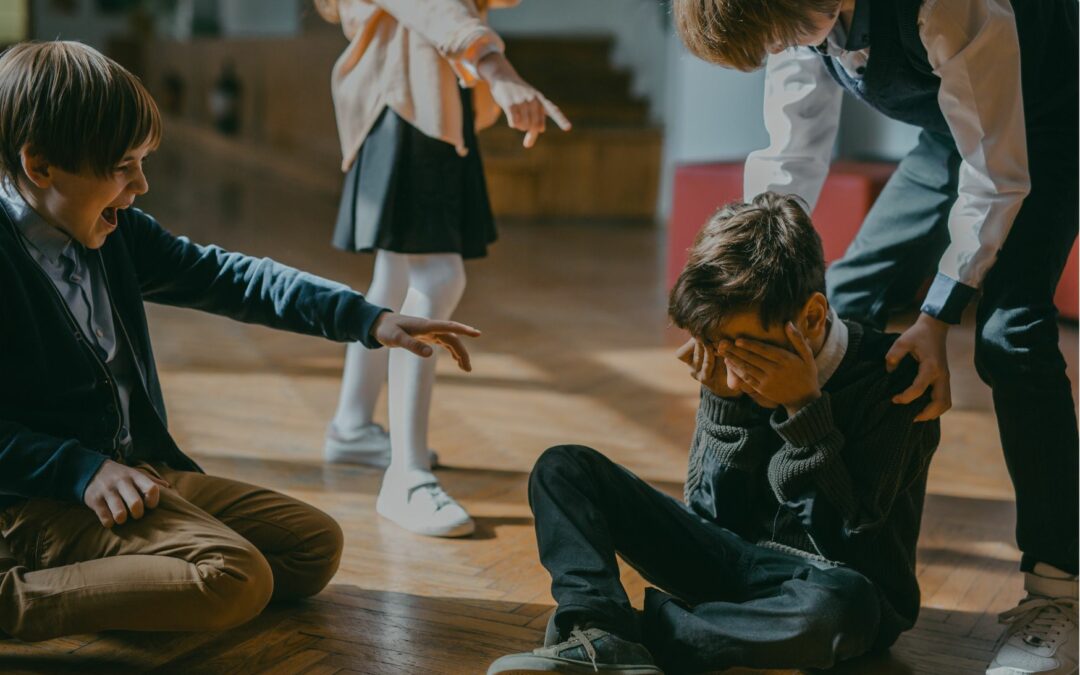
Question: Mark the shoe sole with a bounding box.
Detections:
[375,499,475,538]
[487,655,663,674]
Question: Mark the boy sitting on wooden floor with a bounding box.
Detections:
[489,193,941,674]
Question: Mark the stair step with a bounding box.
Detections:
[503,36,615,65]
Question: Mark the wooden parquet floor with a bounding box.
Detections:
[1,138,1076,674]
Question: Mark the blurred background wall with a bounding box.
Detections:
[1,0,920,224]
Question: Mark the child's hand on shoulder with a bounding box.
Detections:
[718,323,820,416]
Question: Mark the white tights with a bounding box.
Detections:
[332,250,466,476]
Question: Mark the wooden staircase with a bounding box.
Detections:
[479,36,662,221]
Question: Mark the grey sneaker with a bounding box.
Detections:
[487,626,662,674]
[323,423,438,468]
[988,564,1078,675]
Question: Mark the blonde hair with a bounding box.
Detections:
[0,41,161,184]
[673,0,841,71]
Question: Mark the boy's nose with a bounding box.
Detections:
[131,173,149,195]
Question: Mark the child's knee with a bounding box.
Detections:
[277,510,344,600]
[197,541,274,630]
[532,445,601,479]
[408,254,466,306]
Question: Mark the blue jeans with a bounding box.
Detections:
[827,129,1080,574]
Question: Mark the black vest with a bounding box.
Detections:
[821,0,1078,136]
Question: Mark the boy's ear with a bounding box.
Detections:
[19,145,52,189]
[800,292,830,339]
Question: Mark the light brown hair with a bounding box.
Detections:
[673,0,841,71]
[669,192,826,337]
[0,41,162,186]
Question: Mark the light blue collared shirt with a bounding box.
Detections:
[2,183,135,452]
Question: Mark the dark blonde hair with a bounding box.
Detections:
[0,41,162,185]
[669,192,825,337]
[673,0,841,71]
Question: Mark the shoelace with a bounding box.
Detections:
[998,597,1079,648]
[410,483,453,511]
[568,628,599,672]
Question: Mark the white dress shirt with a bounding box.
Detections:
[744,0,1030,313]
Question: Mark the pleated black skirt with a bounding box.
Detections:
[332,88,497,260]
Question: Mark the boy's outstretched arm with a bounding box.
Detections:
[121,209,479,369]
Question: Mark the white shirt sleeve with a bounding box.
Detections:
[920,0,1030,290]
[743,48,844,211]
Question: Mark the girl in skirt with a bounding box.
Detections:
[317,0,569,537]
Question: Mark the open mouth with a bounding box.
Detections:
[101,206,119,227]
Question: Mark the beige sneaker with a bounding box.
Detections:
[376,470,474,538]
[987,564,1078,675]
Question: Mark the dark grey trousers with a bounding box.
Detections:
[826,129,1080,574]
[530,445,883,674]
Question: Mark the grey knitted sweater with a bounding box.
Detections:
[684,321,940,646]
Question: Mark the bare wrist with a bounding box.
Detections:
[917,312,950,334]
[784,390,821,417]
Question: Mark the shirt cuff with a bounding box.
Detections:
[357,306,391,350]
[920,272,977,324]
[451,33,504,87]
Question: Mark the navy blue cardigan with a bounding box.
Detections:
[0,203,386,508]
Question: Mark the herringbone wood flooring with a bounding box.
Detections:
[0,138,1075,675]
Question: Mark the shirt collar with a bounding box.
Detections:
[815,308,849,387]
[1,181,77,266]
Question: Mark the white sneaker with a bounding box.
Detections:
[324,423,439,468]
[376,470,474,538]
[988,564,1079,675]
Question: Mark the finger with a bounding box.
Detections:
[523,130,538,148]
[436,334,472,372]
[723,345,773,372]
[731,338,782,363]
[786,322,814,362]
[675,338,696,365]
[884,341,911,373]
[702,346,715,379]
[725,358,759,385]
[133,473,162,509]
[89,497,114,528]
[892,369,935,405]
[104,491,128,526]
[117,479,145,520]
[724,353,767,378]
[525,99,543,132]
[406,319,482,338]
[392,331,434,358]
[507,104,523,130]
[692,341,704,373]
[695,345,712,382]
[915,380,952,422]
[542,96,572,131]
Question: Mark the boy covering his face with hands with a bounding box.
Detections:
[488,193,940,674]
